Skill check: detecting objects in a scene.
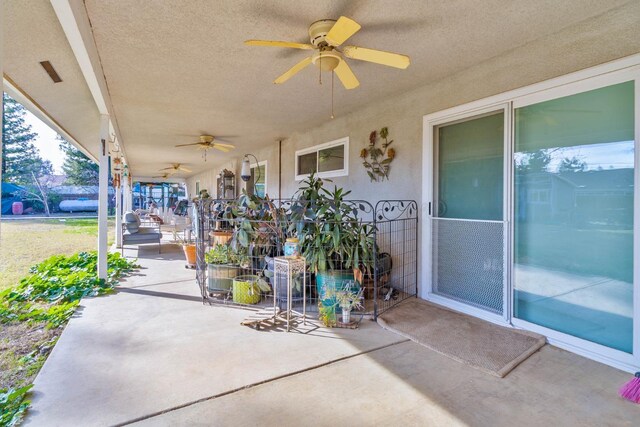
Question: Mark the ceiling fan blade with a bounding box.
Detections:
[325,16,361,47]
[245,40,314,50]
[274,56,313,84]
[178,167,192,173]
[175,142,203,147]
[342,46,410,69]
[214,146,231,152]
[334,60,359,90]
[159,167,175,171]
[213,143,235,148]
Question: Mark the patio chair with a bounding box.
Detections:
[122,211,163,255]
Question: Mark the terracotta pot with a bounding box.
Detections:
[182,244,197,265]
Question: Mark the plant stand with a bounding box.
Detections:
[274,256,307,332]
[240,306,282,330]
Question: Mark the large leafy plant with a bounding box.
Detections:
[224,191,288,264]
[0,385,33,427]
[290,173,375,275]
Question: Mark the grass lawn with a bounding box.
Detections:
[0,218,115,291]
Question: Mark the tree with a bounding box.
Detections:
[516,149,551,173]
[2,93,51,185]
[559,156,587,173]
[58,135,99,185]
[16,172,55,216]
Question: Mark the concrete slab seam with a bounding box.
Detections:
[114,338,410,426]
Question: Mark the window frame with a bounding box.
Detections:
[294,137,349,181]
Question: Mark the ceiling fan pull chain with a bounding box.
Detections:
[331,70,335,119]
[319,54,322,85]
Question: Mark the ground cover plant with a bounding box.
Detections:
[0,251,138,426]
[0,218,114,291]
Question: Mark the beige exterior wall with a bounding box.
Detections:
[187,6,640,204]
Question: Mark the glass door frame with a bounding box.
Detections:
[423,103,512,326]
[422,56,640,372]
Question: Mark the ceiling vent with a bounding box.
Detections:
[39,61,62,83]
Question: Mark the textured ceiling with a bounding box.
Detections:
[5,0,635,178]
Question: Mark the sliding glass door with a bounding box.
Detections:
[431,109,507,316]
[513,81,635,353]
[426,71,638,367]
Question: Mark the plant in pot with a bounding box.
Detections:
[290,173,375,308]
[205,244,243,292]
[335,282,364,324]
[225,191,287,266]
[319,279,364,326]
[224,191,286,299]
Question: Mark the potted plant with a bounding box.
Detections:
[319,280,364,326]
[224,191,287,271]
[290,173,375,301]
[205,244,242,292]
[232,275,262,304]
[335,283,364,324]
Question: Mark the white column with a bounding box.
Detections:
[97,115,109,279]
[122,182,130,213]
[128,181,134,211]
[115,184,122,247]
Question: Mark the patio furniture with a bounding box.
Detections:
[122,211,163,255]
[162,215,191,243]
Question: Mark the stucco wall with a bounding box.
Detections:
[187,2,640,205]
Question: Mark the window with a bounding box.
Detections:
[195,181,200,196]
[247,161,267,198]
[295,137,349,180]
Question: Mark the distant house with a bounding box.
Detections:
[516,168,634,226]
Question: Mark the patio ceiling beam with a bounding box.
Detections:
[50,0,129,170]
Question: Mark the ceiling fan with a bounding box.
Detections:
[175,135,235,153]
[152,172,172,179]
[245,16,410,89]
[159,163,192,174]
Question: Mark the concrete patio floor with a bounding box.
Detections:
[25,242,640,426]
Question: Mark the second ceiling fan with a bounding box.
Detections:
[245,16,410,89]
[160,163,192,174]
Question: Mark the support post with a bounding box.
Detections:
[97,115,109,280]
[122,181,130,213]
[115,184,122,247]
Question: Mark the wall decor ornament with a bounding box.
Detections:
[361,127,395,182]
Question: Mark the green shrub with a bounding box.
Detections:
[0,251,139,328]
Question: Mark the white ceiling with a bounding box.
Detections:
[5,0,637,178]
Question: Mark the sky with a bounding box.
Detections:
[514,140,634,172]
[24,110,65,174]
